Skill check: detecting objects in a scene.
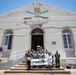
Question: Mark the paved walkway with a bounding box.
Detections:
[0,58,25,70]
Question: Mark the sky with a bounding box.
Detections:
[0,0,76,15]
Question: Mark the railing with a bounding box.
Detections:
[10,51,26,60]
[0,51,26,63]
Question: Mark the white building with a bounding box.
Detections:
[0,2,76,58]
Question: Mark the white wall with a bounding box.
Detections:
[0,2,76,58]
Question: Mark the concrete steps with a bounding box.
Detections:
[18,63,27,65]
[14,65,26,67]
[5,70,70,74]
[10,67,27,70]
[4,73,70,75]
[10,68,64,70]
[4,61,71,75]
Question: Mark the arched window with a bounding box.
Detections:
[63,30,73,48]
[3,31,13,50]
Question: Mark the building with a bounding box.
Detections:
[0,2,76,58]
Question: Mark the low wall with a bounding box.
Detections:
[60,57,76,68]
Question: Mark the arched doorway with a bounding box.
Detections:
[31,28,44,50]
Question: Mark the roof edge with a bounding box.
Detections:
[0,2,76,17]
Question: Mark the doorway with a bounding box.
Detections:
[31,28,44,50]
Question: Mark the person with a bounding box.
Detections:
[39,50,44,58]
[36,47,40,54]
[44,50,49,68]
[0,47,3,62]
[25,50,32,70]
[48,52,52,69]
[54,51,60,68]
[32,51,37,59]
[44,50,49,59]
[0,47,3,58]
[31,49,34,53]
[36,47,40,58]
[40,46,44,52]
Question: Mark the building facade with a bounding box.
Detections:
[0,2,76,58]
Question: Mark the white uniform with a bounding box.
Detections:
[48,55,52,66]
[44,53,49,59]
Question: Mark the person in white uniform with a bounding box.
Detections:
[44,50,49,59]
[48,52,52,69]
[44,50,49,67]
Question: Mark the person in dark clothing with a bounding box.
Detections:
[54,51,60,68]
[25,50,32,70]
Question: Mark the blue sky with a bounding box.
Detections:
[0,0,76,15]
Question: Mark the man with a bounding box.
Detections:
[48,52,52,69]
[32,51,37,59]
[44,50,49,59]
[40,46,44,52]
[0,47,3,62]
[39,50,44,58]
[25,50,32,70]
[36,47,40,58]
[0,47,3,58]
[54,51,60,68]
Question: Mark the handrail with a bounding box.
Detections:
[10,50,26,59]
[10,51,26,55]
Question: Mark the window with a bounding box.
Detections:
[52,41,56,45]
[63,30,73,48]
[3,31,13,50]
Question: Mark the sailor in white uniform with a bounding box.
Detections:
[48,52,52,69]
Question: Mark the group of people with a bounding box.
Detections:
[25,46,60,70]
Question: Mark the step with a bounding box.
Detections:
[22,61,27,63]
[4,73,70,75]
[10,66,64,70]
[5,70,70,74]
[14,65,26,67]
[18,63,27,65]
[10,67,27,70]
[31,67,64,70]
[10,66,27,69]
[4,73,26,75]
[10,67,64,71]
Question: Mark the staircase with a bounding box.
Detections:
[4,61,71,75]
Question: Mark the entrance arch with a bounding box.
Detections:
[31,28,44,50]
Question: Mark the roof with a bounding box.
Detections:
[0,2,76,18]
